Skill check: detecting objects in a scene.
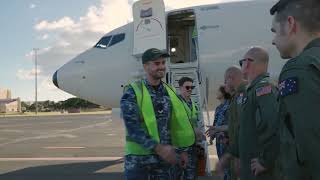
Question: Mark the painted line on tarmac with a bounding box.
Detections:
[0,157,123,161]
[0,120,112,147]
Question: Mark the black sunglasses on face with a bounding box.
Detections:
[184,86,195,90]
[239,58,254,67]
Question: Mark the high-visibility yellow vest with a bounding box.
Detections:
[125,80,195,155]
[192,26,198,38]
[182,99,198,128]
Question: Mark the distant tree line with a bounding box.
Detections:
[21,98,101,112]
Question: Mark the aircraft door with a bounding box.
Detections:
[132,0,167,56]
[167,10,197,64]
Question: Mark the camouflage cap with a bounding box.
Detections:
[142,48,170,64]
[270,0,299,15]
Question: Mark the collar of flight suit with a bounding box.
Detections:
[236,82,248,93]
[247,73,270,91]
[303,37,320,52]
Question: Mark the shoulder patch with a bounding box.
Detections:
[279,77,298,97]
[256,85,272,97]
[241,96,248,105]
[236,93,244,104]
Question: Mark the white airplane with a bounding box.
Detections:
[52,0,282,174]
[53,0,282,111]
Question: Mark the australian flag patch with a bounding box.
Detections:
[279,77,298,97]
[256,85,272,97]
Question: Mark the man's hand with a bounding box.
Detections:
[209,138,213,145]
[205,126,217,137]
[154,144,177,165]
[234,158,240,177]
[215,153,232,176]
[251,158,266,176]
[179,152,188,169]
[195,128,206,141]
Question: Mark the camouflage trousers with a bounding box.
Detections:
[124,155,175,180]
[175,146,197,180]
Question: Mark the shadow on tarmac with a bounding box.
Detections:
[0,159,125,180]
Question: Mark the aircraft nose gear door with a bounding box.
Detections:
[132,0,167,56]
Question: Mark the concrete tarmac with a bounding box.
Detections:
[0,114,221,180]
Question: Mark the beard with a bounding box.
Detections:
[151,69,165,80]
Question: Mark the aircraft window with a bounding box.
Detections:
[94,36,112,49]
[109,33,125,47]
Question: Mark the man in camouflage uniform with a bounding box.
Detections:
[216,47,279,180]
[121,48,195,180]
[270,0,320,179]
[176,76,202,180]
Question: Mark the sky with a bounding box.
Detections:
[1,0,240,102]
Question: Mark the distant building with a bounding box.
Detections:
[0,98,21,113]
[0,88,21,113]
[0,88,11,99]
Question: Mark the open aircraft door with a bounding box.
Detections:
[132,0,167,56]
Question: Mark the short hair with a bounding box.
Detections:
[273,0,320,34]
[178,77,193,87]
[219,85,231,100]
[246,47,269,65]
[225,66,242,78]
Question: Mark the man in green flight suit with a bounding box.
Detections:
[270,0,320,179]
[224,66,248,180]
[217,47,280,180]
[239,47,280,180]
[240,47,280,180]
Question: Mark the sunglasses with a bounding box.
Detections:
[239,58,254,67]
[184,86,195,90]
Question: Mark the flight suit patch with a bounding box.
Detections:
[279,77,298,97]
[256,85,272,97]
[236,93,244,104]
[241,96,247,105]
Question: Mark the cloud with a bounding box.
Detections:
[29,3,36,9]
[32,0,134,80]
[38,76,74,102]
[16,68,41,80]
[35,17,78,32]
[29,0,236,101]
[25,48,52,61]
[37,34,49,40]
[34,0,132,34]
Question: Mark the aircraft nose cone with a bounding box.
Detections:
[53,70,59,88]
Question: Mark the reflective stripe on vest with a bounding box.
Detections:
[125,81,195,155]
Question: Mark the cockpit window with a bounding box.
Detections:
[109,33,125,47]
[94,36,112,49]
